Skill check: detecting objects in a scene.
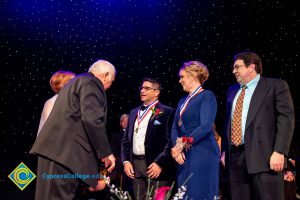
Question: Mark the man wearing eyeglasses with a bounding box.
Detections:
[222,51,295,200]
[121,78,176,200]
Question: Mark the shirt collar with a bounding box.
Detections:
[241,74,260,89]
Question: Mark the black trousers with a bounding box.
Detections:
[229,145,284,200]
[132,156,171,200]
[35,156,85,200]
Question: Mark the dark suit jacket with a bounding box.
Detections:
[121,102,176,180]
[110,129,125,174]
[110,129,125,160]
[224,76,295,174]
[30,73,112,187]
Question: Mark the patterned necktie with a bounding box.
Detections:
[231,85,246,146]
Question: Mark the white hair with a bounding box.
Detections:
[120,114,129,122]
[88,60,116,80]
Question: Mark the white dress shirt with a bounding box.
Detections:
[132,109,152,155]
[231,75,260,143]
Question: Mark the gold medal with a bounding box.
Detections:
[178,119,182,126]
[135,127,138,133]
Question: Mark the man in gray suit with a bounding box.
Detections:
[222,51,295,200]
[30,60,116,199]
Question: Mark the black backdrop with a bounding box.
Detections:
[0,0,298,198]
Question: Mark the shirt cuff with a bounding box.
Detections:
[123,160,130,165]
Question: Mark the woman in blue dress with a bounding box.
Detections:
[171,61,219,200]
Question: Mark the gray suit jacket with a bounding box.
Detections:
[30,72,112,187]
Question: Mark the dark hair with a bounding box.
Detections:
[142,78,161,91]
[233,51,262,74]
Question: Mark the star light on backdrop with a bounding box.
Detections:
[0,0,298,194]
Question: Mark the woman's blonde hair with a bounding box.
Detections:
[180,61,209,85]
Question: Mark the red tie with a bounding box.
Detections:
[231,86,246,146]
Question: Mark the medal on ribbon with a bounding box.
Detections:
[178,119,182,127]
[135,100,159,133]
[178,85,204,127]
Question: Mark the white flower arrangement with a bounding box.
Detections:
[104,173,194,200]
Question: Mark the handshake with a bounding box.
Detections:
[88,154,116,192]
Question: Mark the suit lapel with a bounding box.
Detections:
[129,108,139,142]
[245,77,270,130]
[145,103,162,142]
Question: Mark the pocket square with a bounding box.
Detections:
[154,120,162,125]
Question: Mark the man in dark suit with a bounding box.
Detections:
[222,51,295,200]
[121,78,176,200]
[30,60,116,199]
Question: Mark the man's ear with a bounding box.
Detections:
[248,64,255,72]
[94,73,105,82]
[155,90,160,97]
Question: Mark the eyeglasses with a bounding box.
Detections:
[139,86,159,91]
[232,64,246,70]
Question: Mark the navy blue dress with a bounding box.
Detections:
[171,90,219,200]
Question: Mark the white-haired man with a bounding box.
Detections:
[30,60,116,199]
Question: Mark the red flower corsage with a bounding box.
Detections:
[181,136,193,150]
[175,136,194,151]
[151,108,164,119]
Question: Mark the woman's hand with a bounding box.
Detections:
[171,146,182,159]
[174,152,185,165]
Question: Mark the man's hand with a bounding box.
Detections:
[123,162,135,179]
[101,154,116,173]
[288,158,295,167]
[270,151,284,172]
[88,179,107,192]
[284,171,295,182]
[171,146,182,159]
[147,162,162,179]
